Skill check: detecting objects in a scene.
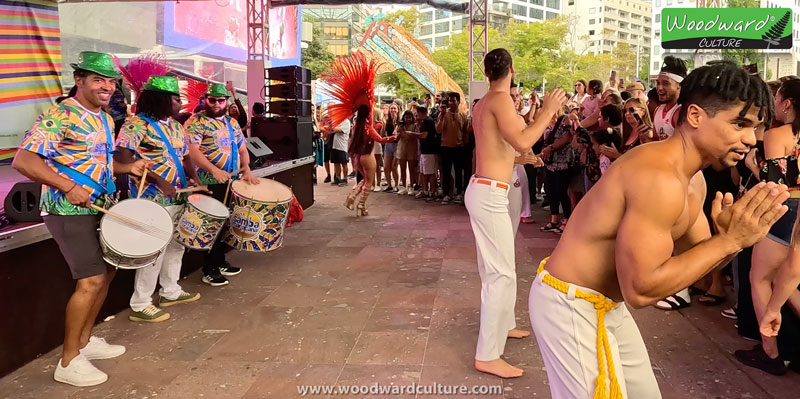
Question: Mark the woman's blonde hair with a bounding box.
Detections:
[373,105,383,123]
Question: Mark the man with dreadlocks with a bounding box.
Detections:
[653,56,688,142]
[530,61,789,398]
[320,51,396,216]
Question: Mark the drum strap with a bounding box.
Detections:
[223,117,240,178]
[139,114,187,188]
[53,113,116,201]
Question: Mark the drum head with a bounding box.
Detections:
[188,194,230,218]
[100,199,173,257]
[232,178,292,203]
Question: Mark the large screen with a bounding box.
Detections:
[162,1,300,66]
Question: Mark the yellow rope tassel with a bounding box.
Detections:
[537,258,624,399]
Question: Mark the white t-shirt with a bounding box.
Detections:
[332,119,351,151]
[654,103,681,141]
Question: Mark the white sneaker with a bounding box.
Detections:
[373,186,381,192]
[408,187,415,196]
[54,354,108,387]
[397,187,406,195]
[80,336,126,360]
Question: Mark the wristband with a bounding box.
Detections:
[65,183,77,194]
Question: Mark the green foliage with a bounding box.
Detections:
[377,70,427,100]
[301,23,335,80]
[383,8,421,33]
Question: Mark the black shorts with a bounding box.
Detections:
[767,198,799,245]
[330,149,349,164]
[43,214,108,280]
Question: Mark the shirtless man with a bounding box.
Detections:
[530,61,788,398]
[466,48,566,378]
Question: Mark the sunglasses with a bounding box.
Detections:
[206,97,228,104]
[624,107,642,114]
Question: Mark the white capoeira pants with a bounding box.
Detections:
[529,269,661,399]
[465,175,517,361]
[509,165,531,225]
[130,205,185,312]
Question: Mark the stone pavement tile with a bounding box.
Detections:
[242,363,342,399]
[163,303,255,332]
[330,271,392,289]
[406,236,448,248]
[423,326,476,367]
[157,360,269,399]
[410,229,449,239]
[327,234,374,248]
[285,269,341,288]
[438,271,481,289]
[376,287,437,310]
[0,350,78,399]
[440,258,478,273]
[66,358,189,399]
[335,365,421,399]
[201,283,277,308]
[258,285,330,307]
[368,235,411,248]
[394,257,443,271]
[429,308,480,330]
[321,287,384,308]
[386,269,442,289]
[434,287,480,310]
[274,329,362,365]
[347,331,427,366]
[126,328,227,362]
[238,305,314,331]
[399,246,446,259]
[418,363,504,398]
[199,327,291,362]
[294,306,373,332]
[364,308,431,332]
[498,367,552,399]
[444,246,477,260]
[448,221,473,230]
[634,306,775,399]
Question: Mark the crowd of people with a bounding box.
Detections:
[314,53,800,385]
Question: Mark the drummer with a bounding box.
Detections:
[185,82,259,287]
[12,51,150,386]
[115,75,202,323]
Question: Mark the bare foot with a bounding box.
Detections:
[508,328,531,339]
[475,359,524,378]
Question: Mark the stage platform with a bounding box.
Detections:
[1,168,798,399]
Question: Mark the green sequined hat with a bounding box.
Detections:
[70,51,120,78]
[143,75,180,96]
[206,83,229,98]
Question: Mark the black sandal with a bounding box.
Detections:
[654,294,690,311]
[540,222,559,232]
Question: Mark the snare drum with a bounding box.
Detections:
[99,199,174,269]
[174,194,230,250]
[222,178,293,252]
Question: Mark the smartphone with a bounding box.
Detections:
[633,113,643,125]
[610,70,617,81]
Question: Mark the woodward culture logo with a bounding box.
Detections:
[662,8,793,49]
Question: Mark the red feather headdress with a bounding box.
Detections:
[320,51,382,128]
[181,79,209,113]
[112,53,171,96]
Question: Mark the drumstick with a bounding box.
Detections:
[90,204,172,238]
[175,185,209,194]
[137,172,148,199]
[221,167,247,205]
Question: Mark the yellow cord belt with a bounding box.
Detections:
[537,258,623,399]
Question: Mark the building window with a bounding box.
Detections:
[656,0,661,6]
[420,25,433,36]
[655,14,660,23]
[452,17,467,31]
[546,11,557,19]
[589,19,595,24]
[422,39,432,49]
[530,0,544,6]
[512,4,527,17]
[546,0,560,9]
[589,7,596,13]
[589,30,595,35]
[569,0,574,4]
[434,36,448,47]
[666,0,672,4]
[530,8,544,20]
[435,10,449,19]
[654,61,660,70]
[422,12,433,23]
[435,22,449,33]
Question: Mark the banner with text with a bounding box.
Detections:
[661,8,793,50]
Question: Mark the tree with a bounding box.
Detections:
[301,22,335,79]
[383,8,421,33]
[377,70,427,100]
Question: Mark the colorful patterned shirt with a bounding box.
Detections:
[19,98,115,216]
[116,115,189,206]
[184,113,245,185]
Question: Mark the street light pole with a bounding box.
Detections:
[635,35,640,80]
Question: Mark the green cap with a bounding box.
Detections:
[143,75,180,95]
[206,83,229,98]
[70,51,120,78]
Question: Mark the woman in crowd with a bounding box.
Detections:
[540,106,572,234]
[382,103,401,192]
[568,79,589,110]
[395,110,419,196]
[372,106,385,192]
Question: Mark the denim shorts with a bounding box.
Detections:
[767,198,799,246]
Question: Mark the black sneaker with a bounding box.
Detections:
[338,179,348,187]
[330,177,340,186]
[202,269,229,287]
[382,186,394,193]
[324,176,331,183]
[219,263,242,276]
[734,345,787,376]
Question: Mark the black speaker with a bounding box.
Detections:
[267,100,312,117]
[250,117,313,160]
[266,66,311,84]
[4,181,42,223]
[267,83,311,101]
